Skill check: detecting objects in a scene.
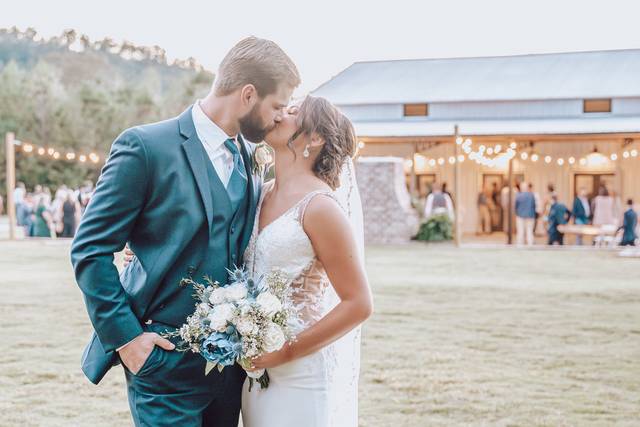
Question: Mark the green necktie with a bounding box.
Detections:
[224,138,248,211]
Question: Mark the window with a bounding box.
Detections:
[583,99,611,113]
[404,103,429,117]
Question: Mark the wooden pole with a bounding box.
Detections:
[410,141,417,197]
[454,125,462,247]
[507,149,514,245]
[5,132,17,240]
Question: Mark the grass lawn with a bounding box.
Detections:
[1,240,639,426]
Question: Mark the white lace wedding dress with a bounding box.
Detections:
[241,180,360,427]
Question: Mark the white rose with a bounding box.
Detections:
[263,322,286,353]
[208,287,227,305]
[208,303,235,332]
[225,282,248,302]
[256,292,282,316]
[235,317,256,336]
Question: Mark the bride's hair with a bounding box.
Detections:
[288,96,357,190]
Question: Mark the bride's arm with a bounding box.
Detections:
[251,195,373,369]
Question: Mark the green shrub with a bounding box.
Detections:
[415,214,453,242]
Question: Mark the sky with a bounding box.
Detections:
[3,0,640,95]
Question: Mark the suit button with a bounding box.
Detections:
[231,226,236,234]
[232,254,236,260]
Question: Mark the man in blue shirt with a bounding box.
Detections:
[515,182,537,246]
[548,195,571,245]
[619,199,638,246]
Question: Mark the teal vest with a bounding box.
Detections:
[149,142,251,326]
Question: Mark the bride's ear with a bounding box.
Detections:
[309,132,325,149]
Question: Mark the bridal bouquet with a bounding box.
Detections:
[166,266,298,389]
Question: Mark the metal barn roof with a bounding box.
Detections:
[312,49,640,105]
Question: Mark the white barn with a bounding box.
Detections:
[312,49,640,238]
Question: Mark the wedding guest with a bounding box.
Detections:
[619,199,638,246]
[14,182,26,226]
[78,180,94,214]
[32,196,53,238]
[477,187,492,234]
[20,193,35,236]
[61,190,79,238]
[611,189,623,227]
[424,182,455,221]
[592,186,617,227]
[515,182,536,245]
[51,187,67,237]
[547,195,571,245]
[529,182,546,235]
[441,182,454,208]
[572,187,591,245]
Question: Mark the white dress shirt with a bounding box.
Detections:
[192,100,244,188]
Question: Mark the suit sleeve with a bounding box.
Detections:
[70,129,148,352]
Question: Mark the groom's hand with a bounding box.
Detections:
[117,332,175,375]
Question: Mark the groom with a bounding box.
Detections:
[71,37,300,426]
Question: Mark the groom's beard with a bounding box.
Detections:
[239,104,274,143]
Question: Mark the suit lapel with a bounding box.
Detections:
[179,106,214,233]
[238,135,259,252]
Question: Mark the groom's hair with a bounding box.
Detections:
[214,36,301,97]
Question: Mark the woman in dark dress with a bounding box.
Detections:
[32,196,52,238]
[61,192,78,238]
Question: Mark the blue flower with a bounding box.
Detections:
[202,332,242,367]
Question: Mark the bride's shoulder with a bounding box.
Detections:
[301,192,348,232]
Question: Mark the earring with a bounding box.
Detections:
[303,144,310,158]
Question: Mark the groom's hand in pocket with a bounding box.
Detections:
[117,332,175,375]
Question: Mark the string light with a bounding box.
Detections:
[14,139,103,165]
[413,136,639,171]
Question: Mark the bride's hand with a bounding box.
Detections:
[250,344,292,370]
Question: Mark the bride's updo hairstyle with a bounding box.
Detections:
[287,96,357,190]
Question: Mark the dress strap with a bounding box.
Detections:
[297,190,337,224]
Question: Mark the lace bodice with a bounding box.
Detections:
[244,181,335,332]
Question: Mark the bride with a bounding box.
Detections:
[241,95,372,427]
[122,95,372,426]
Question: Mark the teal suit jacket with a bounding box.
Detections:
[71,105,262,384]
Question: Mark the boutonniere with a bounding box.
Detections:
[252,143,273,176]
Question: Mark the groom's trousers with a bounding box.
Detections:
[122,321,246,427]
